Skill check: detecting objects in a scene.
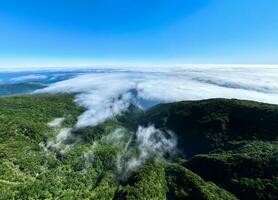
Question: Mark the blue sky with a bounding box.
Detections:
[0,0,278,68]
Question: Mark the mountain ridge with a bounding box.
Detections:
[0,94,277,199]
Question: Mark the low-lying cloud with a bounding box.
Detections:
[47,117,65,127]
[124,125,176,172]
[83,125,177,179]
[35,66,278,128]
[11,74,48,82]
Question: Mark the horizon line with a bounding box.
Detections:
[0,63,278,72]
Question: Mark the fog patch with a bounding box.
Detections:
[83,125,177,180]
[44,118,77,154]
[123,126,177,176]
[46,128,73,152]
[47,118,65,128]
[83,128,131,168]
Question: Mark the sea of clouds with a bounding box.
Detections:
[34,66,278,128]
[34,65,278,176]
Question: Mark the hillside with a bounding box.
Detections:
[143,99,278,200]
[0,95,277,199]
[144,98,278,156]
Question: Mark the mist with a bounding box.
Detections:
[83,125,177,179]
[124,125,177,174]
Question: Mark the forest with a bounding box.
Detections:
[0,94,277,199]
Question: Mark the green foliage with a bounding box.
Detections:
[116,104,145,131]
[0,94,89,199]
[71,118,123,143]
[187,141,278,200]
[166,164,238,200]
[115,163,168,200]
[0,94,83,142]
[144,98,278,156]
[228,177,278,200]
[1,95,278,199]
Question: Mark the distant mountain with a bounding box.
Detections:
[0,82,46,96]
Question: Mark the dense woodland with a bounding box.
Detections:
[0,94,277,199]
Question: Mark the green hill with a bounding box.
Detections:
[143,98,278,156]
[0,94,277,199]
[143,99,278,200]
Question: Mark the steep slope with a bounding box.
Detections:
[143,98,278,200]
[143,98,278,156]
[186,141,278,200]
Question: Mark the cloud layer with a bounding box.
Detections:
[11,74,48,82]
[35,66,278,128]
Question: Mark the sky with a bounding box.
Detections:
[0,0,278,68]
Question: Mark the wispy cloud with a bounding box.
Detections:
[124,125,176,173]
[83,125,177,179]
[11,74,48,82]
[47,117,65,127]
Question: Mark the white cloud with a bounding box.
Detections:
[46,128,72,151]
[11,74,47,82]
[47,118,65,127]
[125,125,176,172]
[83,125,176,179]
[35,66,278,128]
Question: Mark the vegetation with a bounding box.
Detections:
[143,98,278,156]
[186,141,278,200]
[165,164,237,200]
[0,95,277,199]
